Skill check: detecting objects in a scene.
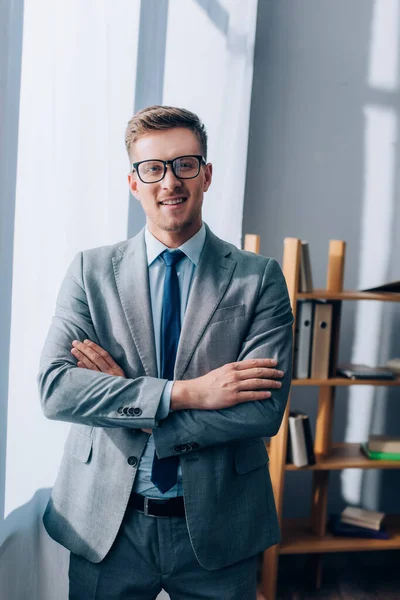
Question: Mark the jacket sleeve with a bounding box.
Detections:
[37,252,168,428]
[152,258,294,459]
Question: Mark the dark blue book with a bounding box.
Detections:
[328,515,389,539]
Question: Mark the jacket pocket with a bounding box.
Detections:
[235,439,269,474]
[65,429,93,463]
[209,304,246,325]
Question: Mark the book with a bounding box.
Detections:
[336,363,395,380]
[361,442,400,461]
[328,515,389,539]
[310,301,333,379]
[299,241,313,292]
[386,357,400,375]
[362,280,400,293]
[302,414,316,466]
[368,435,400,454]
[287,412,315,467]
[341,506,385,531]
[293,300,314,379]
[288,412,307,467]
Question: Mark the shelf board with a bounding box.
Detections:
[280,516,400,554]
[297,289,400,302]
[285,443,400,471]
[292,376,400,386]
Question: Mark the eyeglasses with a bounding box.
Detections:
[132,155,206,184]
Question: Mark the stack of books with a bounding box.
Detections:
[361,435,400,461]
[328,506,389,539]
[286,411,316,467]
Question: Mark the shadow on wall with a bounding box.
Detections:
[244,0,400,517]
[0,489,69,600]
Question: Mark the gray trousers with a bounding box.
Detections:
[68,504,258,599]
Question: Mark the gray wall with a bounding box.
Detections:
[244,0,400,518]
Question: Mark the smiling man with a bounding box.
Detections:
[38,105,294,600]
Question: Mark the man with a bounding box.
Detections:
[38,105,293,599]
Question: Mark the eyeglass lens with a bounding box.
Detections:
[138,156,201,182]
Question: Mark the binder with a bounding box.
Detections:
[299,241,314,292]
[302,415,316,465]
[310,301,333,379]
[293,300,314,379]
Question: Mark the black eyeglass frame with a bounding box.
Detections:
[131,155,206,184]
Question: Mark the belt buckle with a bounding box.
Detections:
[144,497,150,516]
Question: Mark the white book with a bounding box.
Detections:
[288,413,308,467]
[341,506,385,531]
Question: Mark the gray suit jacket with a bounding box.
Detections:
[38,224,293,571]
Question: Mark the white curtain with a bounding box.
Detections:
[0,1,258,598]
[163,0,259,248]
[1,1,140,598]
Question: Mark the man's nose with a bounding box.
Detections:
[162,164,182,190]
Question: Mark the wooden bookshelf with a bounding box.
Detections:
[297,290,400,302]
[243,235,400,600]
[285,443,400,470]
[280,515,400,554]
[292,377,400,387]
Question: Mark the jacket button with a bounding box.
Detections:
[128,407,135,415]
[133,407,142,416]
[173,445,183,453]
[123,407,130,415]
[117,407,124,415]
[127,456,138,467]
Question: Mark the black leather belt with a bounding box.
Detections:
[128,492,185,517]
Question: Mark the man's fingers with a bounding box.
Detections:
[71,340,111,372]
[72,350,100,371]
[237,391,272,402]
[71,339,125,377]
[234,359,279,370]
[82,340,119,369]
[237,367,284,380]
[237,378,282,391]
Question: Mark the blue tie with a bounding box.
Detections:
[150,249,185,493]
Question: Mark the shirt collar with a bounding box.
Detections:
[144,223,206,267]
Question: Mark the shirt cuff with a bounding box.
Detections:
[155,380,174,421]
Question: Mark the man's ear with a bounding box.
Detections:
[203,163,213,192]
[127,173,140,201]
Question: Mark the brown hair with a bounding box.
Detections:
[125,105,208,162]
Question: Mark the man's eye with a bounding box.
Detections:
[143,164,162,173]
[179,161,196,170]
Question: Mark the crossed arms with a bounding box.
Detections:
[38,253,293,454]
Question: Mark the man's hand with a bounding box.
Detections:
[171,358,284,411]
[71,339,126,377]
[70,339,152,434]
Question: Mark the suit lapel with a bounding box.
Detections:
[112,229,158,377]
[175,226,237,380]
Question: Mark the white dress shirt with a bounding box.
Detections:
[133,223,206,498]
